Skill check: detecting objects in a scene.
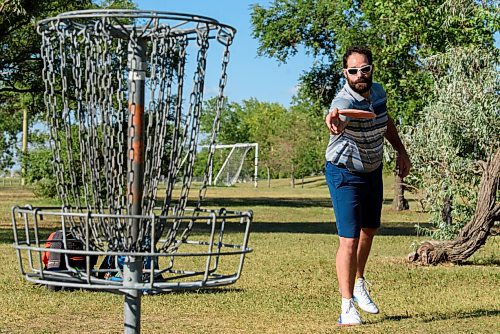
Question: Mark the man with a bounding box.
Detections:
[324,46,410,326]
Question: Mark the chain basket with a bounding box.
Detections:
[12,10,253,332]
[33,10,242,252]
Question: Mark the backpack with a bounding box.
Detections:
[42,230,98,271]
[98,255,161,284]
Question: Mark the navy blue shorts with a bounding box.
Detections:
[325,161,383,238]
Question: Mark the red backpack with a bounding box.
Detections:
[42,230,97,270]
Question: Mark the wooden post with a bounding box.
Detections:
[21,108,28,186]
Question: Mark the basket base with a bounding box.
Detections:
[12,206,252,293]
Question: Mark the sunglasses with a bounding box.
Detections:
[345,65,373,75]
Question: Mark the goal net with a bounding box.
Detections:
[210,143,258,187]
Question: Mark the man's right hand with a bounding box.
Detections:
[325,107,348,135]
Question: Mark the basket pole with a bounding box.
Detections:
[124,37,147,334]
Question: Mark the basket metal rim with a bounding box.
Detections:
[13,243,253,257]
[11,205,253,220]
[37,9,237,35]
[24,272,242,291]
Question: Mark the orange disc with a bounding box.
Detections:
[338,109,376,119]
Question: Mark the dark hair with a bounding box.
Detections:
[343,46,373,68]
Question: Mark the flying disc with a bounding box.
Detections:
[338,109,376,119]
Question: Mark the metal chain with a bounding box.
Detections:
[143,21,171,215]
[115,37,128,213]
[145,29,175,217]
[177,24,210,212]
[174,26,234,248]
[40,15,235,252]
[158,25,210,252]
[197,28,234,206]
[162,35,188,217]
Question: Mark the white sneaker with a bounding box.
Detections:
[338,298,362,326]
[353,277,379,314]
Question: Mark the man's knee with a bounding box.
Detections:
[339,236,359,253]
[360,227,378,238]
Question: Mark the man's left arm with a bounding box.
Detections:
[385,116,411,177]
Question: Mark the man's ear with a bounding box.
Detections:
[342,69,347,78]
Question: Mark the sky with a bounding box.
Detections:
[135,0,313,107]
[135,1,500,107]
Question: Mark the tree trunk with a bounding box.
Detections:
[441,194,453,226]
[21,108,28,186]
[408,149,500,265]
[392,174,409,210]
[267,165,271,188]
[291,164,295,188]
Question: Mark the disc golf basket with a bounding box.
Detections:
[11,10,252,333]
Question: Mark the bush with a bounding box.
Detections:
[32,177,57,198]
[406,47,499,239]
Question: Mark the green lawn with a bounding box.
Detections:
[0,177,498,333]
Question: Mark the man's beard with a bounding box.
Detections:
[347,76,372,94]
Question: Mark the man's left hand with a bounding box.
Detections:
[396,152,411,178]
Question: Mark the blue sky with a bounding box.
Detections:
[135,0,313,107]
[136,1,500,107]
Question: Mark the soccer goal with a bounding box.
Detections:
[209,143,258,187]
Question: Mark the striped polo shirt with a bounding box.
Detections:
[325,82,388,173]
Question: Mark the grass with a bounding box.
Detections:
[0,176,498,333]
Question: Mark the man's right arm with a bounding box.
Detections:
[325,98,351,135]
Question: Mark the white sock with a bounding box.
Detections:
[341,297,353,312]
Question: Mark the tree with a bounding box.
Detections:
[251,0,497,208]
[407,46,499,264]
[251,0,496,120]
[197,98,250,180]
[269,112,324,187]
[276,99,326,184]
[0,1,53,172]
[0,91,22,170]
[242,99,289,185]
[200,97,291,185]
[0,0,135,180]
[408,149,499,265]
[22,130,57,197]
[200,97,251,145]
